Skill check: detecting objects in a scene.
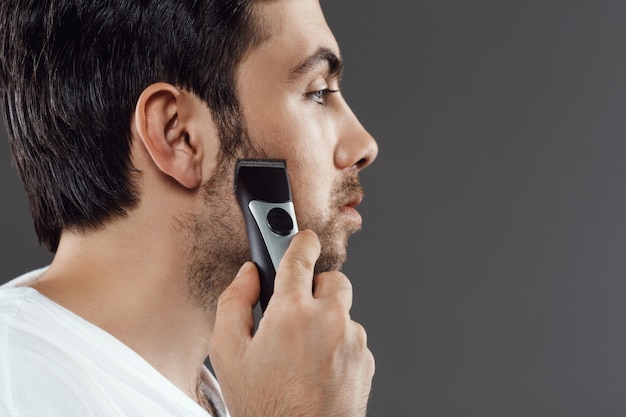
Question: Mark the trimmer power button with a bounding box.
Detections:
[267,207,294,236]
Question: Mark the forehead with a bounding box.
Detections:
[247,0,341,75]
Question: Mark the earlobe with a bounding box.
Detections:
[134,83,203,189]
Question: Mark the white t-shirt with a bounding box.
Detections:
[0,268,229,417]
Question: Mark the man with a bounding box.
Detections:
[0,0,378,416]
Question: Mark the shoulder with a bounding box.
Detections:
[0,284,222,417]
[0,284,98,416]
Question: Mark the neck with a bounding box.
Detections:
[31,214,217,400]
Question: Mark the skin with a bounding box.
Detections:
[236,0,378,272]
[30,0,378,415]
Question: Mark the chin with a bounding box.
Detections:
[314,232,350,274]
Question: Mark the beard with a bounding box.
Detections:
[184,133,365,312]
[183,157,251,312]
[305,174,364,275]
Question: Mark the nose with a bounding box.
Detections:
[335,104,379,171]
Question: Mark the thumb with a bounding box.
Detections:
[210,262,260,357]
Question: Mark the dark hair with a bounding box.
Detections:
[0,0,266,252]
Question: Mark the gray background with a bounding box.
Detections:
[2,1,626,416]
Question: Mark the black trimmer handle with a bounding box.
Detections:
[235,159,299,312]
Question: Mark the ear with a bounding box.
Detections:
[133,83,203,189]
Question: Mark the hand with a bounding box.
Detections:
[209,230,375,417]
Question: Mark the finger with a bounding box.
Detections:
[210,262,259,357]
[273,230,321,299]
[312,271,353,311]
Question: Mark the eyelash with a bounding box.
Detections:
[306,88,339,105]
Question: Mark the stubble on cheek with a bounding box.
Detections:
[184,162,251,312]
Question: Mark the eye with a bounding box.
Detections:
[306,88,339,105]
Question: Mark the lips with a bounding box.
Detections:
[334,175,365,227]
[340,193,364,227]
[343,193,363,209]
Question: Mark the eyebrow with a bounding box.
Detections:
[287,47,344,82]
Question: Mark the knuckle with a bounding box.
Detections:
[325,299,350,322]
[215,285,241,310]
[366,349,376,375]
[284,253,316,273]
[315,301,351,337]
[316,271,353,293]
[369,348,376,366]
[350,322,375,374]
[352,321,368,348]
[333,272,353,292]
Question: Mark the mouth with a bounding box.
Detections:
[344,194,363,209]
[340,193,364,227]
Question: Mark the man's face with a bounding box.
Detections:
[186,0,378,309]
[237,0,378,265]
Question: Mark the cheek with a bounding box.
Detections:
[280,122,337,224]
[290,167,334,226]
